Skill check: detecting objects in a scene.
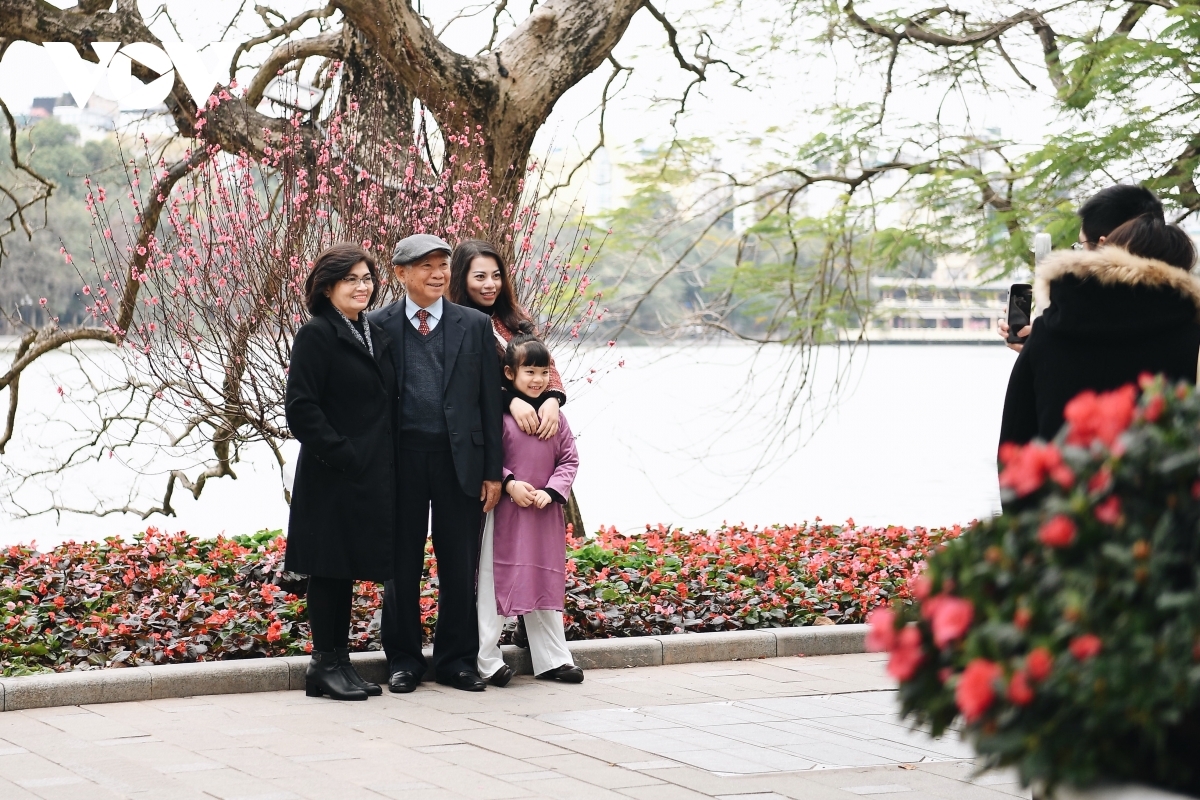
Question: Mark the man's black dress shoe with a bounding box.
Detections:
[388,670,417,694]
[488,664,514,687]
[437,670,487,692]
[537,664,584,683]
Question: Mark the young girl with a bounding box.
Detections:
[476,326,583,684]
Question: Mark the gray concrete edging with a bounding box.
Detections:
[0,623,867,712]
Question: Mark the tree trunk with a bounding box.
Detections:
[565,489,586,539]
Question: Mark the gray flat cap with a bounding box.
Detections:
[392,234,452,266]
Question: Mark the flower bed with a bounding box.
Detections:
[0,521,959,676]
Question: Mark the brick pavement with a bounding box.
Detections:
[0,652,1029,800]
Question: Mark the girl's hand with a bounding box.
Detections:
[510,396,539,435]
[536,397,561,440]
[532,490,552,509]
[507,480,537,507]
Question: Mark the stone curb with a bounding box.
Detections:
[0,624,867,711]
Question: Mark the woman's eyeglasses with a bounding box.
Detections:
[340,275,375,287]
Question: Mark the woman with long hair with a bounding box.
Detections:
[285,243,398,701]
[448,239,566,440]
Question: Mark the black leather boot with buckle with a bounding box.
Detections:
[305,650,368,700]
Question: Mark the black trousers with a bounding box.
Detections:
[382,448,483,680]
[306,576,353,653]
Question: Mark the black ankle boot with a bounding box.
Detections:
[336,648,381,696]
[305,651,368,701]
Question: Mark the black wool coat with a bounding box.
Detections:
[368,299,503,497]
[284,307,398,582]
[1000,247,1200,447]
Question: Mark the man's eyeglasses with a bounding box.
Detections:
[340,275,375,287]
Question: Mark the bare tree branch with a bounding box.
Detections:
[642,0,747,125]
[230,2,337,78]
[538,55,631,200]
[0,97,55,259]
[243,28,346,107]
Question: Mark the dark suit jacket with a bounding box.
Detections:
[369,298,503,497]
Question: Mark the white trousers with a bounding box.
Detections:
[477,510,574,678]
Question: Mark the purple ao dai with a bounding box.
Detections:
[493,411,579,616]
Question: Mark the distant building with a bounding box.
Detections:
[30,94,119,141]
[29,95,66,118]
[868,254,1012,343]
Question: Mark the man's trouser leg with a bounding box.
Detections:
[381,449,433,679]
[428,449,484,679]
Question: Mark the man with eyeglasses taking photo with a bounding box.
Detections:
[999,184,1167,351]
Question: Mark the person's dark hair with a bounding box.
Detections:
[1104,214,1196,271]
[1078,185,1164,245]
[503,322,551,377]
[449,238,528,334]
[303,243,379,315]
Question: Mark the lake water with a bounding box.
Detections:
[0,342,1013,547]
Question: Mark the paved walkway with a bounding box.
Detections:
[0,652,1029,800]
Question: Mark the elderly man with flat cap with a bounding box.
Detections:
[369,234,503,693]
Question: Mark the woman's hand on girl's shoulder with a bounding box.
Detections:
[510,396,539,435]
[536,398,561,440]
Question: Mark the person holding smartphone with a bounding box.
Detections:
[999,212,1200,453]
[999,185,1167,351]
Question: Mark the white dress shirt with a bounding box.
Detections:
[405,296,443,332]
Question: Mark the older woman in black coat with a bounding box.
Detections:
[285,243,398,701]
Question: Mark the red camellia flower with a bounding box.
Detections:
[887,625,924,681]
[1007,670,1034,706]
[1038,515,1076,548]
[955,658,1002,723]
[1064,384,1137,449]
[922,595,974,647]
[998,442,1073,497]
[1088,466,1112,494]
[1143,393,1165,423]
[1094,496,1122,525]
[1013,607,1031,630]
[866,607,896,652]
[1026,647,1053,681]
[1069,634,1102,661]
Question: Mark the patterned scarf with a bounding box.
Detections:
[334,308,374,357]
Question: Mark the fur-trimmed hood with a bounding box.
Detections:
[1035,246,1200,321]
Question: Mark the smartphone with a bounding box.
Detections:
[1006,284,1033,344]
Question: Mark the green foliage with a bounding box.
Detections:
[591,140,873,343]
[0,118,122,329]
[879,377,1200,795]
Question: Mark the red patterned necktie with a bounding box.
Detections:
[416,309,430,335]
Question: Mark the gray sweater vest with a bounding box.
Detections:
[400,320,450,450]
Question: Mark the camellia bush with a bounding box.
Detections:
[0,521,958,677]
[870,376,1200,797]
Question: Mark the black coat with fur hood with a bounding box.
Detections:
[1000,246,1200,446]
